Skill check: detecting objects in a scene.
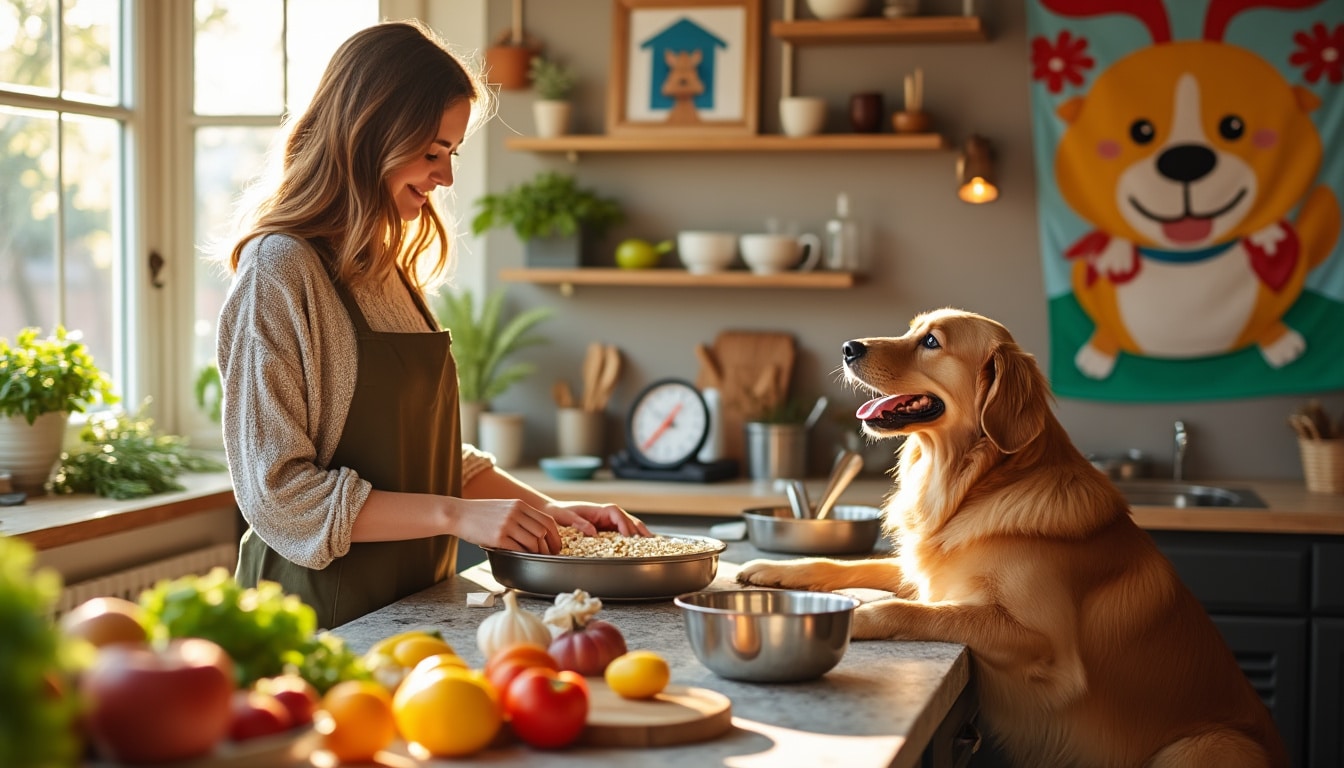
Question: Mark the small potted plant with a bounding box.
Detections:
[434,288,552,465]
[529,55,577,138]
[471,171,624,268]
[483,0,538,90]
[0,326,119,493]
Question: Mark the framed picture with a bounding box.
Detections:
[607,0,761,137]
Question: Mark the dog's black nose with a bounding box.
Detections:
[1157,144,1216,184]
[842,340,867,364]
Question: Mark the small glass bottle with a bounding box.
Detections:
[825,192,862,273]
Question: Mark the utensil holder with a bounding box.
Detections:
[556,407,604,458]
[1299,438,1344,494]
[745,422,807,480]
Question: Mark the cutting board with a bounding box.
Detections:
[697,330,796,463]
[580,680,733,748]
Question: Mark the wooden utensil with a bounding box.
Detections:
[581,680,732,748]
[553,380,575,409]
[694,343,722,389]
[815,450,864,520]
[591,344,622,412]
[581,342,604,412]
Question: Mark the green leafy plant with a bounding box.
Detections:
[434,289,552,404]
[194,363,223,424]
[529,55,576,100]
[471,171,624,241]
[138,567,370,692]
[0,536,82,768]
[50,402,226,500]
[0,326,119,424]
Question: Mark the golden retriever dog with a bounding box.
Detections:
[737,308,1287,768]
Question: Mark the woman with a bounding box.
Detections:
[216,20,647,629]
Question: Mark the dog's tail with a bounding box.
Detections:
[1297,184,1342,271]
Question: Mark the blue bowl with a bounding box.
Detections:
[539,455,602,481]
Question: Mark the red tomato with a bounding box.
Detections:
[485,644,558,710]
[505,667,588,749]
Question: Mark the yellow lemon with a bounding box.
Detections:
[392,666,501,757]
[407,652,469,682]
[392,635,456,668]
[367,628,441,658]
[604,650,671,699]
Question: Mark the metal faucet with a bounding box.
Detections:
[1173,420,1188,481]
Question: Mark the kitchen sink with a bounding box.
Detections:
[1112,481,1268,509]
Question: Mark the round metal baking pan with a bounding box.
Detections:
[483,533,726,601]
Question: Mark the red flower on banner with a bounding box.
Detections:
[1031,30,1094,94]
[1289,23,1344,84]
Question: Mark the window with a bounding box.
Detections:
[187,0,378,442]
[0,0,128,395]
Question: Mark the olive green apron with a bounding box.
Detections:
[237,257,460,629]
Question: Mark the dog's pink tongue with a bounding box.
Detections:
[857,395,905,420]
[1163,217,1213,243]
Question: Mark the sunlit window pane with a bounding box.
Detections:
[192,125,275,372]
[285,0,377,114]
[0,107,59,336]
[61,113,120,381]
[0,0,57,96]
[61,0,120,104]
[193,0,282,116]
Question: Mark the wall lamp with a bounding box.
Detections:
[957,134,998,204]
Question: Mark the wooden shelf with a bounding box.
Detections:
[770,15,989,45]
[503,132,947,155]
[499,267,858,290]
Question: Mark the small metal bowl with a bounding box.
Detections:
[484,533,725,601]
[743,504,883,555]
[674,589,860,682]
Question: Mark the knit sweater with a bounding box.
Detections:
[217,233,493,569]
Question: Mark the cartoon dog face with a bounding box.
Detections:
[1055,41,1323,249]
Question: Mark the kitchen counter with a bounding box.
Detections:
[332,530,973,768]
[508,469,1344,536]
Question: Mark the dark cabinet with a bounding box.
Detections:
[1210,616,1307,762]
[1310,618,1344,767]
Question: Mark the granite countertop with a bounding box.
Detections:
[331,532,970,768]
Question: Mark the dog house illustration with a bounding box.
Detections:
[640,18,726,120]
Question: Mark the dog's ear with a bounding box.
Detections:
[978,341,1048,454]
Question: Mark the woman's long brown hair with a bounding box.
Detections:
[227,20,488,291]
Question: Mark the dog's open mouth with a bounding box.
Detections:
[856,393,945,430]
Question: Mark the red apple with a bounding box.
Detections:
[81,637,235,763]
[255,674,319,726]
[229,690,293,741]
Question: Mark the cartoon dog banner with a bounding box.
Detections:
[1028,0,1344,402]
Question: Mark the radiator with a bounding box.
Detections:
[56,543,238,616]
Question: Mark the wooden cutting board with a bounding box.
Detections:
[580,680,733,748]
[697,330,796,462]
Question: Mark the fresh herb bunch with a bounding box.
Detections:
[0,326,119,424]
[529,55,576,101]
[471,171,624,241]
[0,537,81,768]
[138,567,369,691]
[50,403,226,499]
[435,289,552,404]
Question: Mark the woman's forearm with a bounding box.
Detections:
[349,489,453,541]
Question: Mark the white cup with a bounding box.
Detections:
[677,231,738,274]
[740,233,822,275]
[779,97,827,138]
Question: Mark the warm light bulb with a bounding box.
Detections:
[958,176,999,204]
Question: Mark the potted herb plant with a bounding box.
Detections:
[434,288,552,465]
[471,171,624,268]
[530,55,576,138]
[0,326,118,493]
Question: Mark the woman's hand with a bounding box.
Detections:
[451,498,563,554]
[543,501,651,538]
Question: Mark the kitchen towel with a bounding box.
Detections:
[1027,0,1344,402]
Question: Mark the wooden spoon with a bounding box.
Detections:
[553,380,575,409]
[581,342,603,412]
[592,345,622,412]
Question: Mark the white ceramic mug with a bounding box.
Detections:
[676,231,738,274]
[739,233,822,275]
[779,97,827,138]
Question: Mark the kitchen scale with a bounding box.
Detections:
[609,378,738,483]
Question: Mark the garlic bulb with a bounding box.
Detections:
[476,590,551,658]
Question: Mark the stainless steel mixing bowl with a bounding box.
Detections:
[483,533,725,600]
[674,589,860,682]
[742,504,883,555]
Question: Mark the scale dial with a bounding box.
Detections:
[625,379,710,469]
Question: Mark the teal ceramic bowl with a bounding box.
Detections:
[539,455,602,481]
